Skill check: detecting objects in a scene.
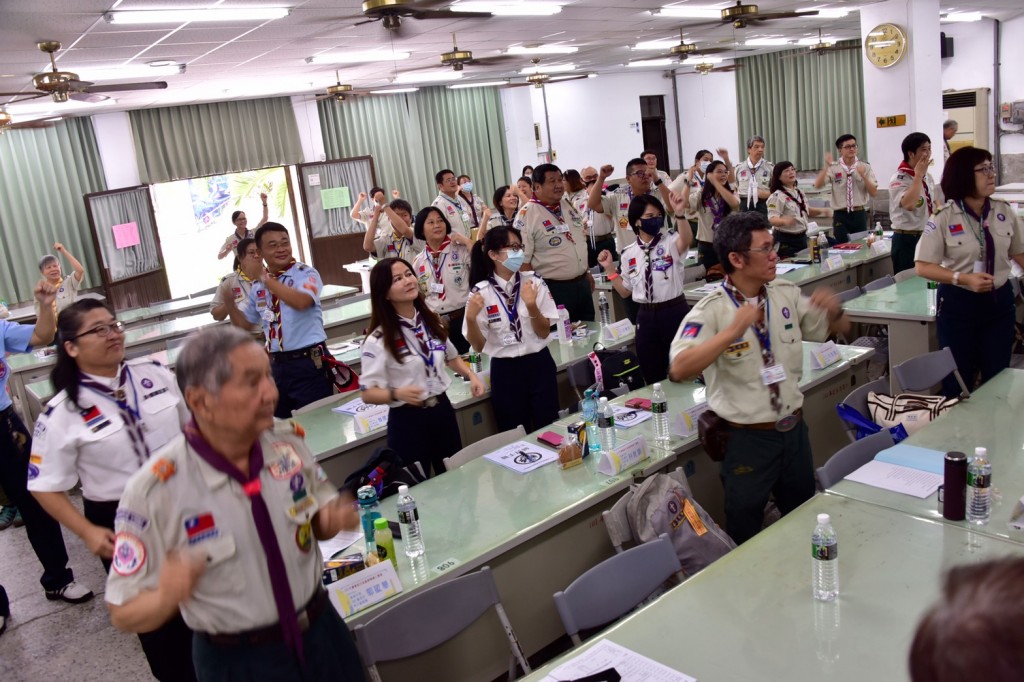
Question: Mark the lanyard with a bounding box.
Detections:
[721,280,782,414]
[78,365,150,466]
[958,200,988,251]
[440,194,469,220]
[721,283,771,353]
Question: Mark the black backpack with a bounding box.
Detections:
[343,446,427,500]
[571,344,646,400]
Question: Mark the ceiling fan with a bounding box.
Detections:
[684,2,818,29]
[805,31,862,56]
[0,41,169,104]
[436,33,519,71]
[311,71,363,102]
[679,62,742,76]
[631,28,735,64]
[503,60,588,88]
[0,110,61,134]
[344,0,491,32]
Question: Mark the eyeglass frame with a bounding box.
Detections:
[742,242,781,256]
[73,321,126,340]
[974,164,997,177]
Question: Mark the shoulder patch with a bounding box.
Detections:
[679,322,703,338]
[150,458,176,483]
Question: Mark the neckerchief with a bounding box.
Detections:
[898,161,933,214]
[399,312,440,380]
[640,232,663,300]
[530,198,574,244]
[426,238,451,302]
[266,259,296,349]
[721,276,781,415]
[489,273,522,342]
[960,199,996,278]
[706,194,728,228]
[745,158,764,209]
[462,193,479,227]
[838,157,859,212]
[781,187,808,217]
[78,364,150,466]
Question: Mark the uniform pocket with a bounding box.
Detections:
[139,391,182,452]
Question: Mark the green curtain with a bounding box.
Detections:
[129,96,303,184]
[318,86,511,210]
[0,117,106,303]
[735,41,865,170]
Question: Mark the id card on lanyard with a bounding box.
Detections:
[720,285,786,386]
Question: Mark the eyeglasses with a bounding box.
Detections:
[582,176,598,183]
[840,143,858,150]
[743,242,780,256]
[628,170,650,178]
[76,321,125,339]
[974,165,997,177]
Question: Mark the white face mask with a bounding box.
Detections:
[699,161,711,173]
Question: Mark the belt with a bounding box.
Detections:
[0,405,12,418]
[892,229,920,235]
[834,207,866,213]
[270,342,325,361]
[440,307,465,323]
[639,295,688,311]
[546,273,588,283]
[725,408,802,432]
[201,589,329,647]
[775,230,807,239]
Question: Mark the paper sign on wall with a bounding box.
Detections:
[308,173,321,186]
[112,222,141,249]
[321,187,351,210]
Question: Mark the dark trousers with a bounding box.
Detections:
[890,232,920,274]
[636,299,689,385]
[775,232,808,260]
[271,348,336,418]
[490,350,559,434]
[688,220,699,242]
[0,407,72,591]
[441,309,470,355]
[588,237,618,268]
[192,602,365,682]
[387,394,462,476]
[697,241,719,270]
[83,499,198,682]
[937,282,1016,398]
[544,277,595,322]
[831,209,868,244]
[743,200,768,216]
[720,420,815,545]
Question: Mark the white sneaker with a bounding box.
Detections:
[45,581,94,604]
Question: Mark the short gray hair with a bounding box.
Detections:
[38,254,58,271]
[943,119,959,130]
[176,326,261,396]
[746,135,765,149]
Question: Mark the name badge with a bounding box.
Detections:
[501,332,518,346]
[555,224,570,233]
[973,260,985,274]
[427,339,446,352]
[430,282,445,294]
[760,364,787,385]
[261,309,275,322]
[425,378,447,397]
[287,495,317,523]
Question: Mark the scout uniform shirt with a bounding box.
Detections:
[360,315,459,407]
[355,205,393,239]
[461,193,488,229]
[105,420,337,634]
[668,280,829,424]
[617,230,688,303]
[240,262,326,352]
[432,193,475,239]
[824,160,877,212]
[211,269,256,312]
[412,240,471,315]
[688,190,733,244]
[218,228,254,260]
[0,320,36,411]
[463,272,558,358]
[767,188,812,235]
[28,360,188,502]
[599,189,640,250]
[34,274,81,317]
[889,167,943,232]
[734,159,774,210]
[916,199,1024,288]
[518,197,588,280]
[372,229,423,263]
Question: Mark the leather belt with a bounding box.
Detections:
[892,229,920,235]
[725,408,802,432]
[201,589,329,647]
[547,273,588,283]
[639,295,688,312]
[270,342,325,361]
[834,207,866,213]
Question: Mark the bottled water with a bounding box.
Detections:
[651,383,670,445]
[874,221,884,239]
[598,292,611,328]
[357,485,382,554]
[926,280,938,316]
[582,389,601,454]
[397,484,426,557]
[817,231,828,260]
[967,447,992,524]
[468,351,483,374]
[557,305,572,345]
[597,397,616,452]
[812,513,839,601]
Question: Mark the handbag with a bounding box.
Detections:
[866,392,959,436]
[697,409,729,462]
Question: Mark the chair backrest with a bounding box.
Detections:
[566,357,596,393]
[683,264,706,283]
[835,286,862,304]
[893,269,917,283]
[863,274,895,292]
[444,425,527,471]
[848,231,869,242]
[815,429,894,489]
[291,390,360,416]
[353,566,530,679]
[553,535,682,646]
[893,347,970,397]
[838,377,892,442]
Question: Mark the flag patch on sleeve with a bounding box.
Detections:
[680,322,702,338]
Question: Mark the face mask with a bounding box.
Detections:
[462,182,473,193]
[700,161,711,173]
[502,249,525,272]
[638,216,664,236]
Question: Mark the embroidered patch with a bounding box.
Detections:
[782,307,791,319]
[151,458,176,482]
[997,213,1006,221]
[143,388,169,400]
[948,223,964,235]
[680,322,702,338]
[185,513,218,545]
[726,341,751,354]
[296,523,313,552]
[267,443,302,480]
[924,221,937,235]
[290,473,305,493]
[115,509,150,532]
[140,378,154,389]
[291,420,305,438]
[548,236,563,247]
[0,360,6,380]
[112,533,146,576]
[80,406,111,434]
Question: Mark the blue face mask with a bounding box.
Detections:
[502,248,525,272]
[638,216,664,236]
[461,181,474,193]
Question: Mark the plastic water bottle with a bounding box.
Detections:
[557,305,572,345]
[597,397,616,452]
[468,351,483,374]
[927,280,938,315]
[817,231,828,260]
[875,221,884,239]
[582,389,601,454]
[651,383,670,445]
[397,484,426,557]
[357,486,382,554]
[967,447,992,524]
[812,513,839,601]
[598,292,611,328]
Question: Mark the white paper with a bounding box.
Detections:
[809,341,842,370]
[612,405,652,429]
[844,460,942,498]
[484,440,559,474]
[318,530,364,560]
[541,639,696,682]
[332,397,378,415]
[775,263,809,274]
[308,173,321,186]
[671,402,709,438]
[327,341,360,357]
[596,435,649,475]
[691,283,720,295]
[327,561,402,618]
[602,318,635,342]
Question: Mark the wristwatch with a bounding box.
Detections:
[952,271,961,285]
[654,178,664,187]
[674,214,687,220]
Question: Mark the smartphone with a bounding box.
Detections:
[625,398,652,410]
[537,431,564,447]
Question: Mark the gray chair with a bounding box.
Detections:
[893,347,970,398]
[836,286,862,304]
[815,429,894,490]
[893,269,917,283]
[848,230,869,242]
[553,534,683,646]
[353,566,530,682]
[837,378,892,443]
[444,425,527,471]
[863,275,895,292]
[603,467,691,553]
[291,390,361,416]
[683,264,706,283]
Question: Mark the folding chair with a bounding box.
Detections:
[837,378,892,443]
[444,425,527,471]
[815,429,894,489]
[893,347,970,398]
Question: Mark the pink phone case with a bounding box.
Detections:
[538,431,564,447]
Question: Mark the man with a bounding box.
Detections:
[668,212,849,544]
[36,241,86,317]
[734,136,774,215]
[222,223,337,417]
[458,174,491,232]
[588,158,673,253]
[641,149,673,186]
[211,238,263,322]
[942,119,958,162]
[518,163,594,321]
[105,326,365,681]
[813,134,878,244]
[889,132,943,274]
[431,169,474,240]
[0,280,94,604]
[580,166,617,266]
[361,199,420,262]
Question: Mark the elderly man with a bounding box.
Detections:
[105,326,365,681]
[734,136,774,215]
[588,157,673,252]
[943,120,958,162]
[36,241,86,317]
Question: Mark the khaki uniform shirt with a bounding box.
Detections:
[211,270,255,312]
[218,229,254,260]
[824,160,877,211]
[767,188,811,235]
[518,198,588,280]
[688,191,733,244]
[355,207,392,240]
[105,421,337,633]
[372,231,423,262]
[599,190,639,251]
[734,160,774,209]
[888,169,943,232]
[432,193,474,239]
[669,280,829,423]
[916,199,1024,289]
[412,241,472,314]
[35,274,81,317]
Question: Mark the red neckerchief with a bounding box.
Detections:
[266,259,296,347]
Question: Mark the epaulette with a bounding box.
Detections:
[272,417,304,438]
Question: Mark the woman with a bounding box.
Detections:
[464,226,560,434]
[767,162,831,259]
[599,195,692,384]
[211,237,263,322]
[515,175,534,205]
[890,132,943,274]
[27,299,196,682]
[915,146,1024,397]
[486,185,519,234]
[217,192,268,259]
[361,258,485,476]
[458,174,490,233]
[361,198,421,262]
[678,149,714,240]
[411,207,475,354]
[522,165,534,179]
[684,160,739,269]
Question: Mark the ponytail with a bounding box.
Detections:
[51,299,113,409]
[469,225,521,285]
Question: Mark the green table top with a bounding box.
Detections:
[842,275,933,322]
[828,368,1024,544]
[523,493,1024,682]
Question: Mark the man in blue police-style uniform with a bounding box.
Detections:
[222,222,337,417]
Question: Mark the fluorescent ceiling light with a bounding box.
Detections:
[519,63,576,74]
[633,39,686,51]
[506,44,578,55]
[587,73,598,78]
[394,71,463,84]
[797,36,838,45]
[75,64,185,81]
[370,88,419,94]
[306,51,410,64]
[448,80,507,89]
[682,56,723,64]
[628,59,674,67]
[650,6,721,19]
[744,38,791,46]
[104,8,290,24]
[941,12,982,22]
[452,2,563,16]
[798,7,851,18]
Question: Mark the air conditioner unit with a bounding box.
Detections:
[942,88,990,152]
